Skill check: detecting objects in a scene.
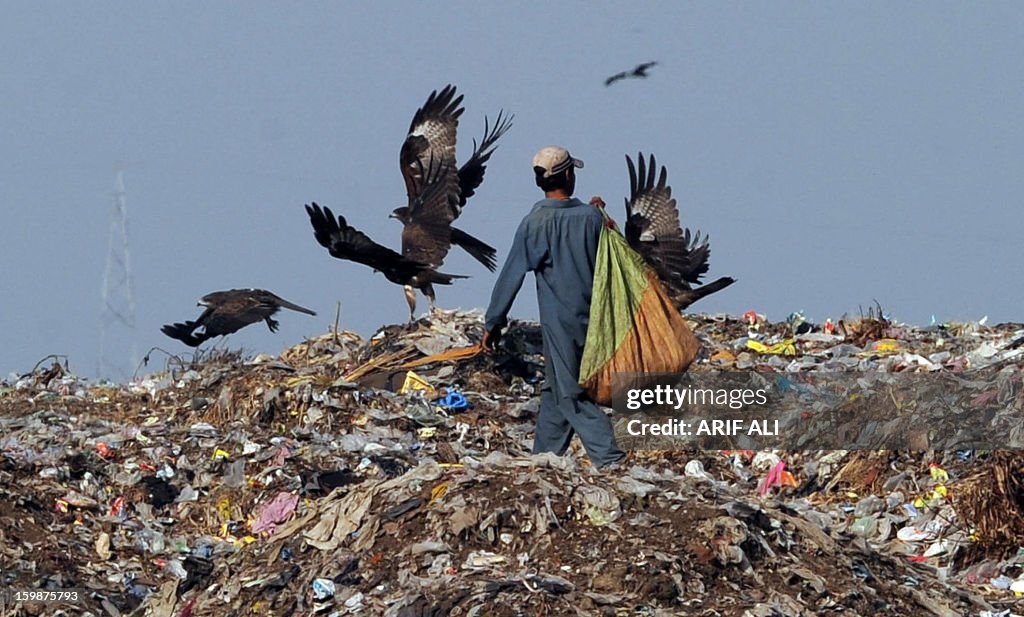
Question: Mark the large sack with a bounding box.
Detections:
[579,222,700,406]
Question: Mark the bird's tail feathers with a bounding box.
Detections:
[275,299,317,316]
[672,276,736,310]
[427,270,470,285]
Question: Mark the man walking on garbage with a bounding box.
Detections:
[482,146,626,469]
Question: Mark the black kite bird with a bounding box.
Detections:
[161,288,316,347]
[605,61,658,87]
[394,84,513,272]
[306,157,467,321]
[624,153,735,309]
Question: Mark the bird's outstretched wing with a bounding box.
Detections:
[306,203,426,272]
[604,71,628,86]
[606,61,658,86]
[160,303,216,346]
[633,61,658,76]
[401,155,461,267]
[161,321,209,347]
[624,153,711,289]
[400,84,462,201]
[455,110,513,209]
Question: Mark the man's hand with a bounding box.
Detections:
[590,195,619,230]
[481,328,502,354]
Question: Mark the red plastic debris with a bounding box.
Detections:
[110,496,127,518]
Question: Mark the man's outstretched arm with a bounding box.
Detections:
[483,220,532,350]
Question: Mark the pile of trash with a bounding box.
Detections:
[1,308,1023,616]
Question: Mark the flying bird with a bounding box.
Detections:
[161,289,316,347]
[623,153,735,309]
[605,61,658,87]
[306,157,468,322]
[396,84,513,272]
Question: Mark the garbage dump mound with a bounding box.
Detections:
[1,309,1023,617]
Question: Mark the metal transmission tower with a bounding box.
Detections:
[99,170,138,380]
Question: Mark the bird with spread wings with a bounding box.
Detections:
[392,84,513,272]
[623,153,735,309]
[161,288,316,347]
[605,61,658,87]
[306,156,467,321]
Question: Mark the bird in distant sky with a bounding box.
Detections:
[622,153,736,309]
[396,84,513,272]
[604,61,659,86]
[161,288,316,347]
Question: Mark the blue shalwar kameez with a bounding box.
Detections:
[485,197,625,467]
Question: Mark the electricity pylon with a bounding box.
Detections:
[99,170,138,380]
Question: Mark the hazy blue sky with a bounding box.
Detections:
[3,3,1023,379]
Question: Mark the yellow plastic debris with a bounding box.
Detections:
[746,339,796,356]
[213,448,231,461]
[429,483,448,505]
[285,376,314,388]
[872,339,901,354]
[217,498,232,522]
[400,371,436,396]
[219,524,231,539]
[711,350,736,364]
[417,427,437,439]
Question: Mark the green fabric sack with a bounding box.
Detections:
[579,221,700,406]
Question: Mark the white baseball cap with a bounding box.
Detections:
[532,146,584,178]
